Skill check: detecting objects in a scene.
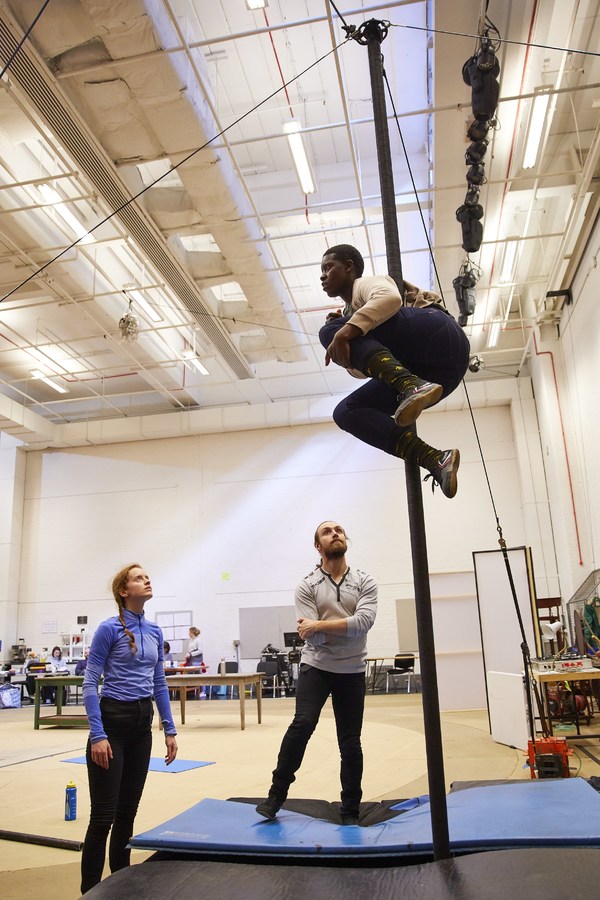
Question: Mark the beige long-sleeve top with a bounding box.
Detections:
[343,275,443,334]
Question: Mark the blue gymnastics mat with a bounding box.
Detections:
[62,757,214,774]
[129,778,600,857]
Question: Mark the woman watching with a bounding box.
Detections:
[81,564,178,893]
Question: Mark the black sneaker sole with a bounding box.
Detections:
[438,449,460,499]
[394,382,443,427]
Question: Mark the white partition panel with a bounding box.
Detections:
[473,547,541,747]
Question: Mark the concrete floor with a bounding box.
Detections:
[0,693,598,899]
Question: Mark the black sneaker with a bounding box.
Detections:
[341,813,360,826]
[255,797,282,820]
[424,449,460,499]
[394,380,443,427]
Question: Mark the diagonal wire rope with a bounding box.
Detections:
[388,20,600,59]
[0,0,50,81]
[380,37,509,544]
[383,11,548,742]
[382,66,447,308]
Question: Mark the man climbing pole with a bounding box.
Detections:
[319,244,470,498]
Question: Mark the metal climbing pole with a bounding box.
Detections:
[357,18,451,860]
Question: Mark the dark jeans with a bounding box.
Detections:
[81,698,153,894]
[41,684,67,704]
[271,664,366,815]
[319,308,470,455]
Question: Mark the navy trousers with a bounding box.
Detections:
[319,307,470,455]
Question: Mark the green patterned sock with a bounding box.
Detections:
[395,430,443,472]
[364,349,420,394]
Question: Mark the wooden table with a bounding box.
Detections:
[32,672,263,732]
[166,673,262,730]
[531,666,600,737]
[366,657,394,693]
[33,675,88,728]
[164,666,205,675]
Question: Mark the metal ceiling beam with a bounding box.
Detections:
[109,81,600,162]
[53,2,422,80]
[0,9,255,381]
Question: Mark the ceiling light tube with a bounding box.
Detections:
[246,0,268,9]
[499,240,519,284]
[127,289,163,323]
[39,184,95,245]
[283,120,315,195]
[31,369,68,393]
[182,351,209,375]
[523,89,551,170]
[27,347,67,376]
[487,319,502,349]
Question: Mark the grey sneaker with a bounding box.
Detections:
[424,449,460,499]
[394,381,443,427]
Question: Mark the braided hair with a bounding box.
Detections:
[111,563,141,654]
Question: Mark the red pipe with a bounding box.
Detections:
[532,330,583,566]
[263,11,312,226]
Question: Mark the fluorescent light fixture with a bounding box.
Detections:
[499,240,519,284]
[182,351,209,375]
[487,319,502,349]
[523,89,551,169]
[39,184,95,245]
[27,347,67,376]
[127,289,163,323]
[31,369,68,393]
[283,119,315,195]
[246,0,268,9]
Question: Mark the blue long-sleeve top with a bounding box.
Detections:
[83,608,177,744]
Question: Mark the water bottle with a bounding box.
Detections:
[65,781,77,821]
[219,658,226,676]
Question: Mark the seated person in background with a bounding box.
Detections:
[185,627,203,666]
[49,645,69,673]
[163,641,174,667]
[24,651,43,702]
[1,662,16,682]
[75,648,90,676]
[44,645,69,704]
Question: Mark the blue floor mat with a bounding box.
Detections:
[62,757,214,774]
[129,778,600,856]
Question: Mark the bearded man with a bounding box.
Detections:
[256,521,377,826]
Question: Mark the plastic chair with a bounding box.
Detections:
[387,654,416,693]
[257,660,279,697]
[223,661,239,698]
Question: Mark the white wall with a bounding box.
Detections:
[531,215,600,606]
[12,398,539,709]
[0,434,25,658]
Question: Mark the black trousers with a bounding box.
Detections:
[80,697,153,894]
[270,664,366,815]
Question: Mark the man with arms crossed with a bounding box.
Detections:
[257,521,377,825]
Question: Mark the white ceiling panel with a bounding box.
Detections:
[0,0,597,445]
